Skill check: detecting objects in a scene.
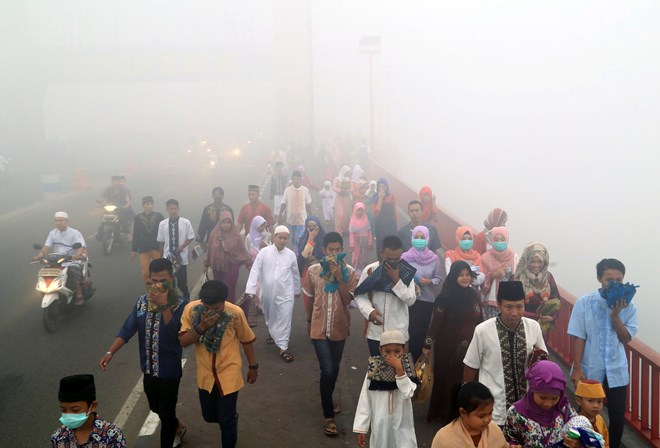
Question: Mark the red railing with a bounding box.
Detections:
[373,162,660,447]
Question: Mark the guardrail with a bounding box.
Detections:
[372,162,660,447]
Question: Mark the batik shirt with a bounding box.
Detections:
[504,404,577,447]
[117,295,187,379]
[51,414,126,447]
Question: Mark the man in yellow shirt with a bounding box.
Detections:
[179,280,258,448]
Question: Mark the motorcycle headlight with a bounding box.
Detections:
[104,205,118,212]
[37,278,61,293]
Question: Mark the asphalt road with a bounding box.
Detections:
[0,161,264,447]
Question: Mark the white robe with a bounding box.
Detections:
[319,188,335,221]
[353,373,418,448]
[245,245,300,351]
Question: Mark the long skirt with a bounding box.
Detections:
[213,262,240,304]
[334,194,352,235]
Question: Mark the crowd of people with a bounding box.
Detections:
[47,155,638,448]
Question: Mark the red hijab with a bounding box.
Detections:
[419,186,439,223]
[481,226,516,295]
[445,226,483,270]
[206,211,250,272]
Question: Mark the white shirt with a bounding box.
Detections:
[355,261,417,342]
[353,373,418,448]
[157,217,195,265]
[45,227,86,255]
[245,245,301,299]
[280,185,312,225]
[463,316,547,425]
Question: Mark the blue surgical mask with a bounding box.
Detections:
[459,240,473,251]
[412,238,427,250]
[493,241,508,252]
[59,410,91,429]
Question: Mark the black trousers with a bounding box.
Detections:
[174,265,189,299]
[312,339,346,419]
[143,375,180,448]
[408,300,434,362]
[603,378,628,448]
[199,387,239,448]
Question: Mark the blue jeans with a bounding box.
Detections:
[198,388,238,448]
[289,225,305,253]
[312,339,346,419]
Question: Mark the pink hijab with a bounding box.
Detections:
[349,202,371,235]
[401,225,438,265]
[481,226,516,294]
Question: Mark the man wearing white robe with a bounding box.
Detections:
[245,226,301,361]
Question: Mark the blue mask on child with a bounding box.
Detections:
[412,238,427,250]
[493,241,508,251]
[59,410,91,429]
[459,240,473,251]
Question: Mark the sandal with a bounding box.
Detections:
[324,419,339,437]
[266,337,275,345]
[279,350,294,362]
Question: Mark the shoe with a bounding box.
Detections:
[173,425,186,447]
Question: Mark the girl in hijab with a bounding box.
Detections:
[481,226,519,319]
[474,208,508,254]
[401,225,442,362]
[365,180,378,233]
[333,165,353,235]
[319,180,336,225]
[349,202,373,275]
[422,260,482,423]
[204,211,251,303]
[504,360,577,447]
[297,216,326,276]
[514,242,561,337]
[372,178,397,254]
[419,186,440,224]
[445,226,485,287]
[246,215,270,262]
[352,165,367,205]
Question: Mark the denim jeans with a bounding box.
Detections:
[312,339,346,419]
[198,388,239,448]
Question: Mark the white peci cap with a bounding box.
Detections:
[274,225,290,235]
[379,329,406,346]
[54,211,69,219]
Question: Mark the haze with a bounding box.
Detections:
[1,0,658,352]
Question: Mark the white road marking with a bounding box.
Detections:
[137,358,188,437]
[113,375,145,430]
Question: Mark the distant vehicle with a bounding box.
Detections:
[96,201,125,255]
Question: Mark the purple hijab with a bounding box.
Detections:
[513,360,570,428]
[401,225,438,265]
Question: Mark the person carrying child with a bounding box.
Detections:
[575,380,609,447]
[353,329,418,448]
[431,381,515,448]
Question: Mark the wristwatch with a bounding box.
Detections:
[248,363,259,370]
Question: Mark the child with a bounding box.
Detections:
[575,380,610,447]
[353,329,418,448]
[504,360,578,447]
[319,180,336,225]
[431,382,512,448]
[51,374,126,447]
[348,202,373,275]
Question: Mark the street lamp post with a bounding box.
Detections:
[359,36,381,156]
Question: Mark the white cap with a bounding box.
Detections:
[379,329,406,346]
[54,211,69,219]
[274,225,290,235]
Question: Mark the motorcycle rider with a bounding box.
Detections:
[98,175,133,238]
[33,211,88,305]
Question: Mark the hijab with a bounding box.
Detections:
[481,226,516,293]
[446,226,484,269]
[483,208,508,231]
[297,216,326,273]
[515,242,552,303]
[248,215,267,250]
[419,185,439,223]
[434,260,479,311]
[349,202,371,235]
[513,360,570,428]
[207,211,250,271]
[372,177,390,204]
[352,164,365,182]
[401,225,438,265]
[337,165,352,182]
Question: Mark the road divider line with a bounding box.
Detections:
[137,358,188,437]
[113,375,145,430]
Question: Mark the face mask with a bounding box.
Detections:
[412,238,427,250]
[59,410,91,429]
[459,240,473,251]
[493,241,508,251]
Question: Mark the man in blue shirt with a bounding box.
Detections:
[568,258,638,448]
[98,258,188,448]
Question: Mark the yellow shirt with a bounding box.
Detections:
[180,301,256,394]
[594,414,609,448]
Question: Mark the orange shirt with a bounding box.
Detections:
[180,301,256,394]
[594,414,609,448]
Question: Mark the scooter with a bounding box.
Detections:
[96,201,122,255]
[31,242,95,332]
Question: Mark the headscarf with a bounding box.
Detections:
[434,260,479,311]
[483,208,508,231]
[349,202,371,235]
[481,226,516,294]
[352,164,365,182]
[419,185,439,223]
[513,360,570,428]
[446,226,484,269]
[337,165,352,182]
[248,215,267,250]
[297,216,326,273]
[401,225,438,265]
[206,211,250,272]
[371,177,390,204]
[515,242,552,303]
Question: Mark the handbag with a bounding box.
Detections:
[412,353,434,404]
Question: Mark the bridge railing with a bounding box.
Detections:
[372,162,660,447]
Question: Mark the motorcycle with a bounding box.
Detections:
[31,242,95,332]
[96,201,122,255]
